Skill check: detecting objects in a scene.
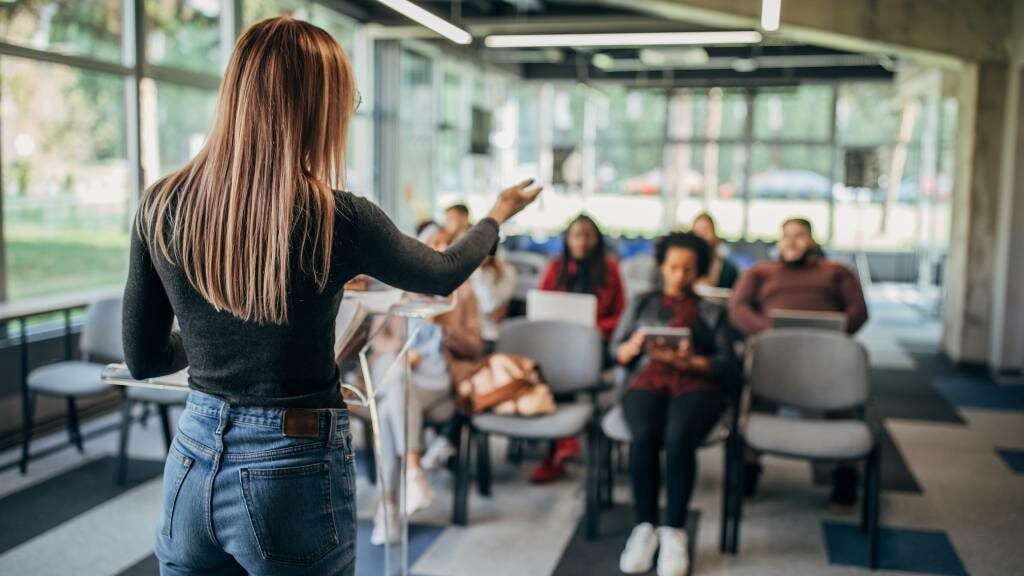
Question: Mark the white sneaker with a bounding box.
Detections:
[421,437,456,471]
[370,503,400,546]
[405,467,435,514]
[619,522,659,574]
[656,527,690,576]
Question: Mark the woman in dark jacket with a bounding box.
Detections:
[612,232,741,576]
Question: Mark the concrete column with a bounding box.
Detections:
[988,4,1024,378]
[942,62,1007,365]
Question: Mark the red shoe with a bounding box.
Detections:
[553,437,580,464]
[529,458,566,483]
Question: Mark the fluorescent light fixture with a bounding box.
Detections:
[484,31,762,49]
[731,57,758,73]
[373,0,472,45]
[761,0,781,32]
[592,53,615,70]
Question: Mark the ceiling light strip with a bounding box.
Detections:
[373,0,472,45]
[483,31,762,49]
[761,0,782,32]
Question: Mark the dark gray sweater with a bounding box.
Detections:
[122,190,498,407]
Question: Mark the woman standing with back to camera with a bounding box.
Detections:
[121,17,540,576]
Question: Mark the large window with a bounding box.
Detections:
[145,0,223,75]
[0,0,370,303]
[0,1,124,62]
[1,57,130,299]
[140,80,217,186]
[506,80,953,252]
[396,48,435,232]
[667,88,749,239]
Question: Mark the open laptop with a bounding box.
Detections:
[526,289,597,328]
[768,309,848,332]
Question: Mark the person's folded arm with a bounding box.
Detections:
[838,265,869,334]
[122,222,188,380]
[351,195,498,296]
[728,268,768,335]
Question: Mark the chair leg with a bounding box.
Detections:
[158,404,174,451]
[867,447,881,569]
[363,420,377,486]
[505,438,523,465]
[138,404,151,428]
[66,397,84,453]
[600,436,614,508]
[728,438,746,554]
[116,397,133,486]
[584,426,600,540]
[451,424,473,526]
[720,437,734,553]
[476,432,492,497]
[860,454,872,534]
[20,391,37,475]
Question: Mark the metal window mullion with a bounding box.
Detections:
[826,83,838,245]
[0,41,133,76]
[142,64,221,91]
[0,65,6,306]
[222,0,241,65]
[124,0,145,208]
[740,87,756,242]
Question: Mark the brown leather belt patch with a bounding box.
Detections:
[282,409,321,438]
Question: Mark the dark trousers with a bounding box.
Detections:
[622,388,724,528]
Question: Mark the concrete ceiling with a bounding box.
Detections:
[334,0,901,85]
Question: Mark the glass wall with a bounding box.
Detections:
[505,80,955,252]
[1,57,130,299]
[0,0,372,301]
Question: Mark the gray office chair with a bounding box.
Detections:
[21,296,121,473]
[116,385,188,485]
[452,319,605,538]
[727,328,880,568]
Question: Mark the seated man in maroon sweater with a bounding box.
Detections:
[729,217,869,507]
[729,217,868,335]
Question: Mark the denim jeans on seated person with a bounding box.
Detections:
[154,390,357,576]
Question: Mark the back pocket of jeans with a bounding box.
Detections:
[240,461,340,565]
[161,446,194,538]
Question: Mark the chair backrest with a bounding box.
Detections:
[746,328,869,412]
[80,296,124,362]
[496,319,602,396]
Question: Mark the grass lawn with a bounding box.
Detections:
[4,219,129,300]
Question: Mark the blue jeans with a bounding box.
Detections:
[154,390,357,575]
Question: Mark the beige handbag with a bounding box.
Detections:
[456,353,557,417]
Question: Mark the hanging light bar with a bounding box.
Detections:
[483,31,762,49]
[373,0,472,45]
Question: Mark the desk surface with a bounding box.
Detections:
[0,287,122,323]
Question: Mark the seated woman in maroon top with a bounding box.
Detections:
[612,232,741,576]
[532,214,627,483]
[538,214,626,342]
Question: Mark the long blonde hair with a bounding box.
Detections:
[138,17,357,325]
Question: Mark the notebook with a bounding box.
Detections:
[526,290,597,328]
[768,309,848,332]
